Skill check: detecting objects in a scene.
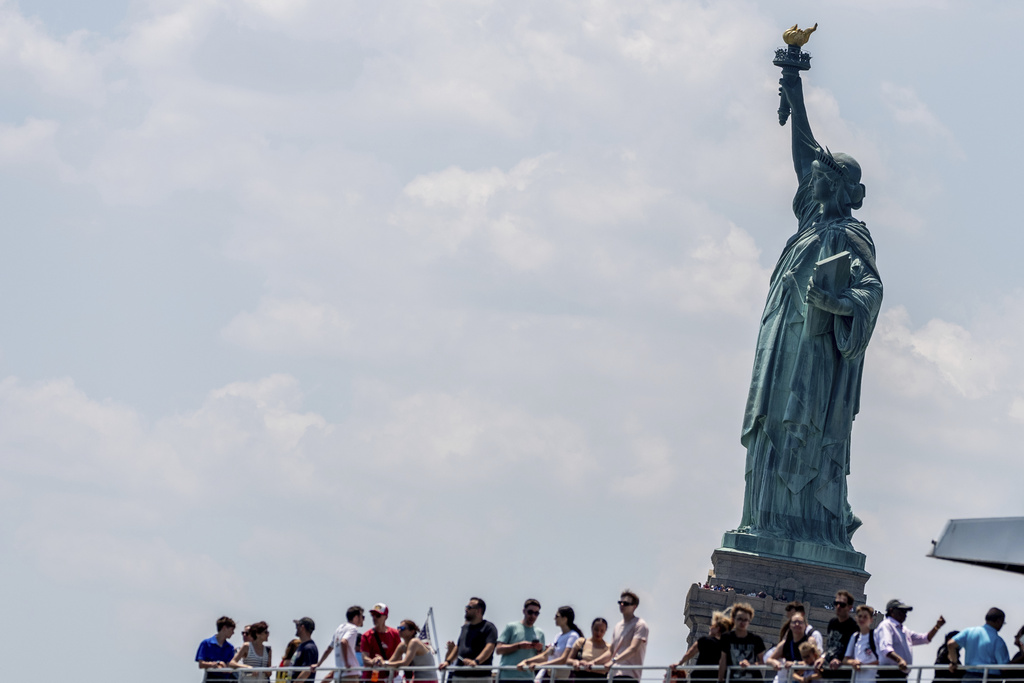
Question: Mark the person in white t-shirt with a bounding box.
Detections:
[316,606,367,682]
[843,605,880,683]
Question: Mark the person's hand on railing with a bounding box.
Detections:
[437,661,449,671]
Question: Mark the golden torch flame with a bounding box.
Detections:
[783,23,817,48]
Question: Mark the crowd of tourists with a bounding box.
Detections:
[680,591,1023,683]
[195,590,1024,683]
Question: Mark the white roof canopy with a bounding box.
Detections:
[929,517,1024,574]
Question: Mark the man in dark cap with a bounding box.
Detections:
[292,616,319,683]
[875,600,945,680]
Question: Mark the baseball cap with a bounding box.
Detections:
[886,599,913,612]
[293,616,316,631]
[370,603,389,617]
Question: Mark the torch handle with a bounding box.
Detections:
[778,76,791,126]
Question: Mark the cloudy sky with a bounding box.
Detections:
[3,1,1024,681]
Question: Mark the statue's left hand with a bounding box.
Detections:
[806,281,854,316]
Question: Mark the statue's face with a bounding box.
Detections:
[811,166,836,203]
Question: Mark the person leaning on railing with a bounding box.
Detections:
[767,613,812,683]
[438,597,498,681]
[673,611,732,680]
[567,618,610,680]
[718,603,766,683]
[232,621,272,683]
[875,600,945,681]
[946,608,1011,680]
[518,606,584,682]
[842,606,879,683]
[792,642,823,683]
[385,619,437,682]
[316,606,365,683]
[197,616,242,680]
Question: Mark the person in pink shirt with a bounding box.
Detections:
[595,590,649,682]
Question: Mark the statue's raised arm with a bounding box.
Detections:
[780,75,817,182]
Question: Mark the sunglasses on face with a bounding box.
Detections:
[617,601,634,606]
[525,610,540,616]
[397,626,408,632]
[834,601,850,607]
[465,605,480,611]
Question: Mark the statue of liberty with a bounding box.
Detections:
[735,28,883,551]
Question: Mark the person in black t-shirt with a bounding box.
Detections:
[439,597,499,680]
[819,591,859,680]
[719,603,767,682]
[675,611,732,679]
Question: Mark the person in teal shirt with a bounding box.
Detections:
[496,599,546,680]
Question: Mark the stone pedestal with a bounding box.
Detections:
[683,542,870,646]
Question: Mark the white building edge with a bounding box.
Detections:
[929,517,1024,574]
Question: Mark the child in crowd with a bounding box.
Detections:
[793,642,822,683]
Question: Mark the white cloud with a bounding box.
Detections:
[656,225,769,316]
[0,4,105,102]
[221,297,352,355]
[881,82,963,157]
[875,306,1005,400]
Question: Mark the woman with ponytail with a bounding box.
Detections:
[518,607,585,681]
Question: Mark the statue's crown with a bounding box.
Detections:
[815,147,851,181]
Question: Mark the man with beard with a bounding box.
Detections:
[439,597,499,681]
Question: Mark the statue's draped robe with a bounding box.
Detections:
[739,174,882,549]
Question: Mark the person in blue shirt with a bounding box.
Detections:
[197,616,240,680]
[947,608,1011,679]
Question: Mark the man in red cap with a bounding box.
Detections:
[361,602,401,678]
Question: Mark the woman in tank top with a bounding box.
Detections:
[568,618,611,680]
[232,621,273,683]
[518,606,585,681]
[386,619,437,682]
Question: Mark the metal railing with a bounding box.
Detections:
[203,664,1024,683]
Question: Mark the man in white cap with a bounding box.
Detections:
[361,602,401,677]
[875,599,945,681]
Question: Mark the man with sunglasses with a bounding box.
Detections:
[600,590,649,682]
[818,591,859,680]
[439,598,499,681]
[496,599,546,680]
[362,603,402,677]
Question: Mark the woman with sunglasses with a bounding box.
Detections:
[567,618,611,680]
[232,621,272,683]
[386,620,437,682]
[518,607,585,681]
